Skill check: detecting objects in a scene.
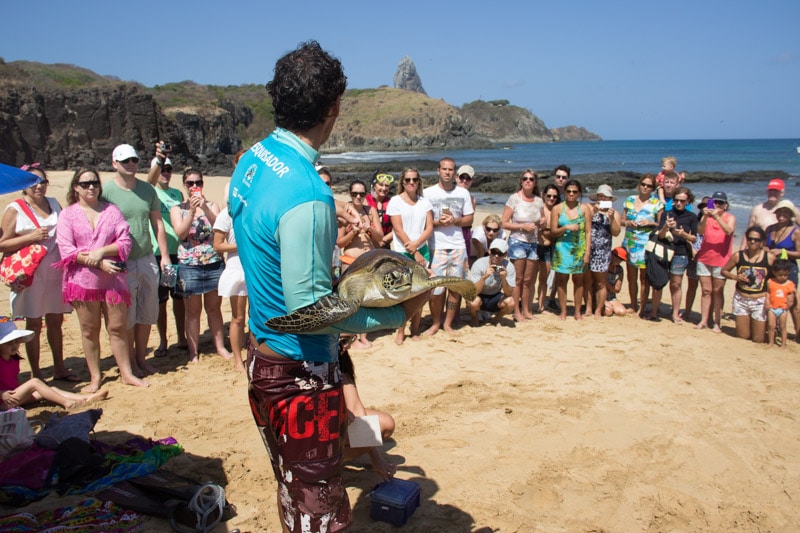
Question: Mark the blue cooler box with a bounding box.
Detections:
[369,478,421,526]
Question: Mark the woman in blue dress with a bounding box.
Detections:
[550,180,593,320]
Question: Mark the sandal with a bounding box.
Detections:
[169,482,225,533]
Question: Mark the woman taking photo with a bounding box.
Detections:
[170,169,230,363]
[694,192,736,332]
[55,168,147,391]
[721,226,772,342]
[501,169,545,322]
[0,163,73,382]
[550,179,592,320]
[622,174,664,317]
[388,168,433,344]
[587,185,621,318]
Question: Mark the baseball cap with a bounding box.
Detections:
[612,246,628,262]
[0,321,35,345]
[767,179,785,192]
[112,144,138,162]
[457,165,475,179]
[489,238,508,254]
[711,191,728,203]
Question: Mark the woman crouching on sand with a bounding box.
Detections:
[1,322,108,410]
[54,168,147,391]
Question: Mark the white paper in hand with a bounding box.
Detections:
[347,415,383,447]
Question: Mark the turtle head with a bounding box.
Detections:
[383,267,412,292]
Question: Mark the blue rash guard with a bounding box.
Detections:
[229,128,404,362]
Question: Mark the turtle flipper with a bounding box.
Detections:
[426,277,478,302]
[266,295,360,333]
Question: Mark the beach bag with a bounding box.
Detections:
[0,199,48,292]
[0,407,35,459]
[644,232,674,290]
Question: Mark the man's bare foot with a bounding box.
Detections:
[81,383,101,394]
[513,312,524,322]
[422,325,440,336]
[140,362,158,375]
[121,374,149,387]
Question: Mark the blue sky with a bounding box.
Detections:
[2,0,798,141]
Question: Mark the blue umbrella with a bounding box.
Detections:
[0,162,41,193]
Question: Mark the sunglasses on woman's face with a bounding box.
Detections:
[185,180,203,187]
[404,177,421,183]
[484,226,500,233]
[77,180,101,189]
[350,191,366,197]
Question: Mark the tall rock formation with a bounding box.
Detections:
[393,57,426,95]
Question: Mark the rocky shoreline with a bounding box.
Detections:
[325,160,790,195]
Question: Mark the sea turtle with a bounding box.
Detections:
[266,249,477,333]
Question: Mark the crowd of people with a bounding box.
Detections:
[1,40,798,533]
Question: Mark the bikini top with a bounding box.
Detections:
[767,226,797,251]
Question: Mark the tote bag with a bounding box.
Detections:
[0,199,48,292]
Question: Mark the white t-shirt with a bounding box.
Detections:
[469,256,516,295]
[212,207,238,259]
[423,184,475,250]
[386,195,433,254]
[505,192,544,243]
[471,224,508,256]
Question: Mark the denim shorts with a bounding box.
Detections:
[508,237,539,261]
[537,243,553,263]
[176,261,225,296]
[669,254,689,276]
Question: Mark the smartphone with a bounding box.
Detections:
[191,187,202,198]
[706,199,715,210]
[111,261,127,272]
[598,200,612,209]
[441,207,452,217]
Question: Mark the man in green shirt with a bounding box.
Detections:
[102,143,171,376]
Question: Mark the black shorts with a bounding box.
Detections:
[479,292,505,312]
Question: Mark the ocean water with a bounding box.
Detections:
[326,138,800,236]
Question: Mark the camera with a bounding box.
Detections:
[746,269,756,286]
[111,261,127,272]
[160,142,172,153]
[494,265,505,273]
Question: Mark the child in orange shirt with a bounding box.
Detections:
[765,259,796,347]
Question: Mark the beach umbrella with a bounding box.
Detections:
[0,163,41,193]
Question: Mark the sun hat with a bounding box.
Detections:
[112,144,138,162]
[774,199,796,220]
[589,184,617,202]
[611,247,628,262]
[767,179,785,192]
[457,165,475,179]
[0,321,34,345]
[489,238,508,254]
[711,191,728,203]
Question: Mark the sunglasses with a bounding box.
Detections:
[490,249,505,257]
[545,194,559,199]
[747,237,763,243]
[673,198,688,203]
[640,183,655,189]
[555,174,568,180]
[185,180,204,187]
[404,177,421,183]
[374,173,395,185]
[458,175,472,182]
[77,180,101,189]
[521,177,536,182]
[484,226,500,232]
[565,189,580,194]
[119,157,139,165]
[350,191,366,197]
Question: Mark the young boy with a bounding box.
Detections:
[1,321,107,410]
[655,156,687,203]
[765,259,796,347]
[604,247,627,316]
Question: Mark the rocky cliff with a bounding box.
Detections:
[0,60,602,171]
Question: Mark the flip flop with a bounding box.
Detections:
[53,372,81,383]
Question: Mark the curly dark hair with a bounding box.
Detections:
[266,41,347,132]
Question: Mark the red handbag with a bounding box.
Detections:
[0,199,49,292]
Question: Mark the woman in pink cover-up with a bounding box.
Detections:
[55,169,148,392]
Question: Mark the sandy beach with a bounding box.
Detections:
[3,170,800,532]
